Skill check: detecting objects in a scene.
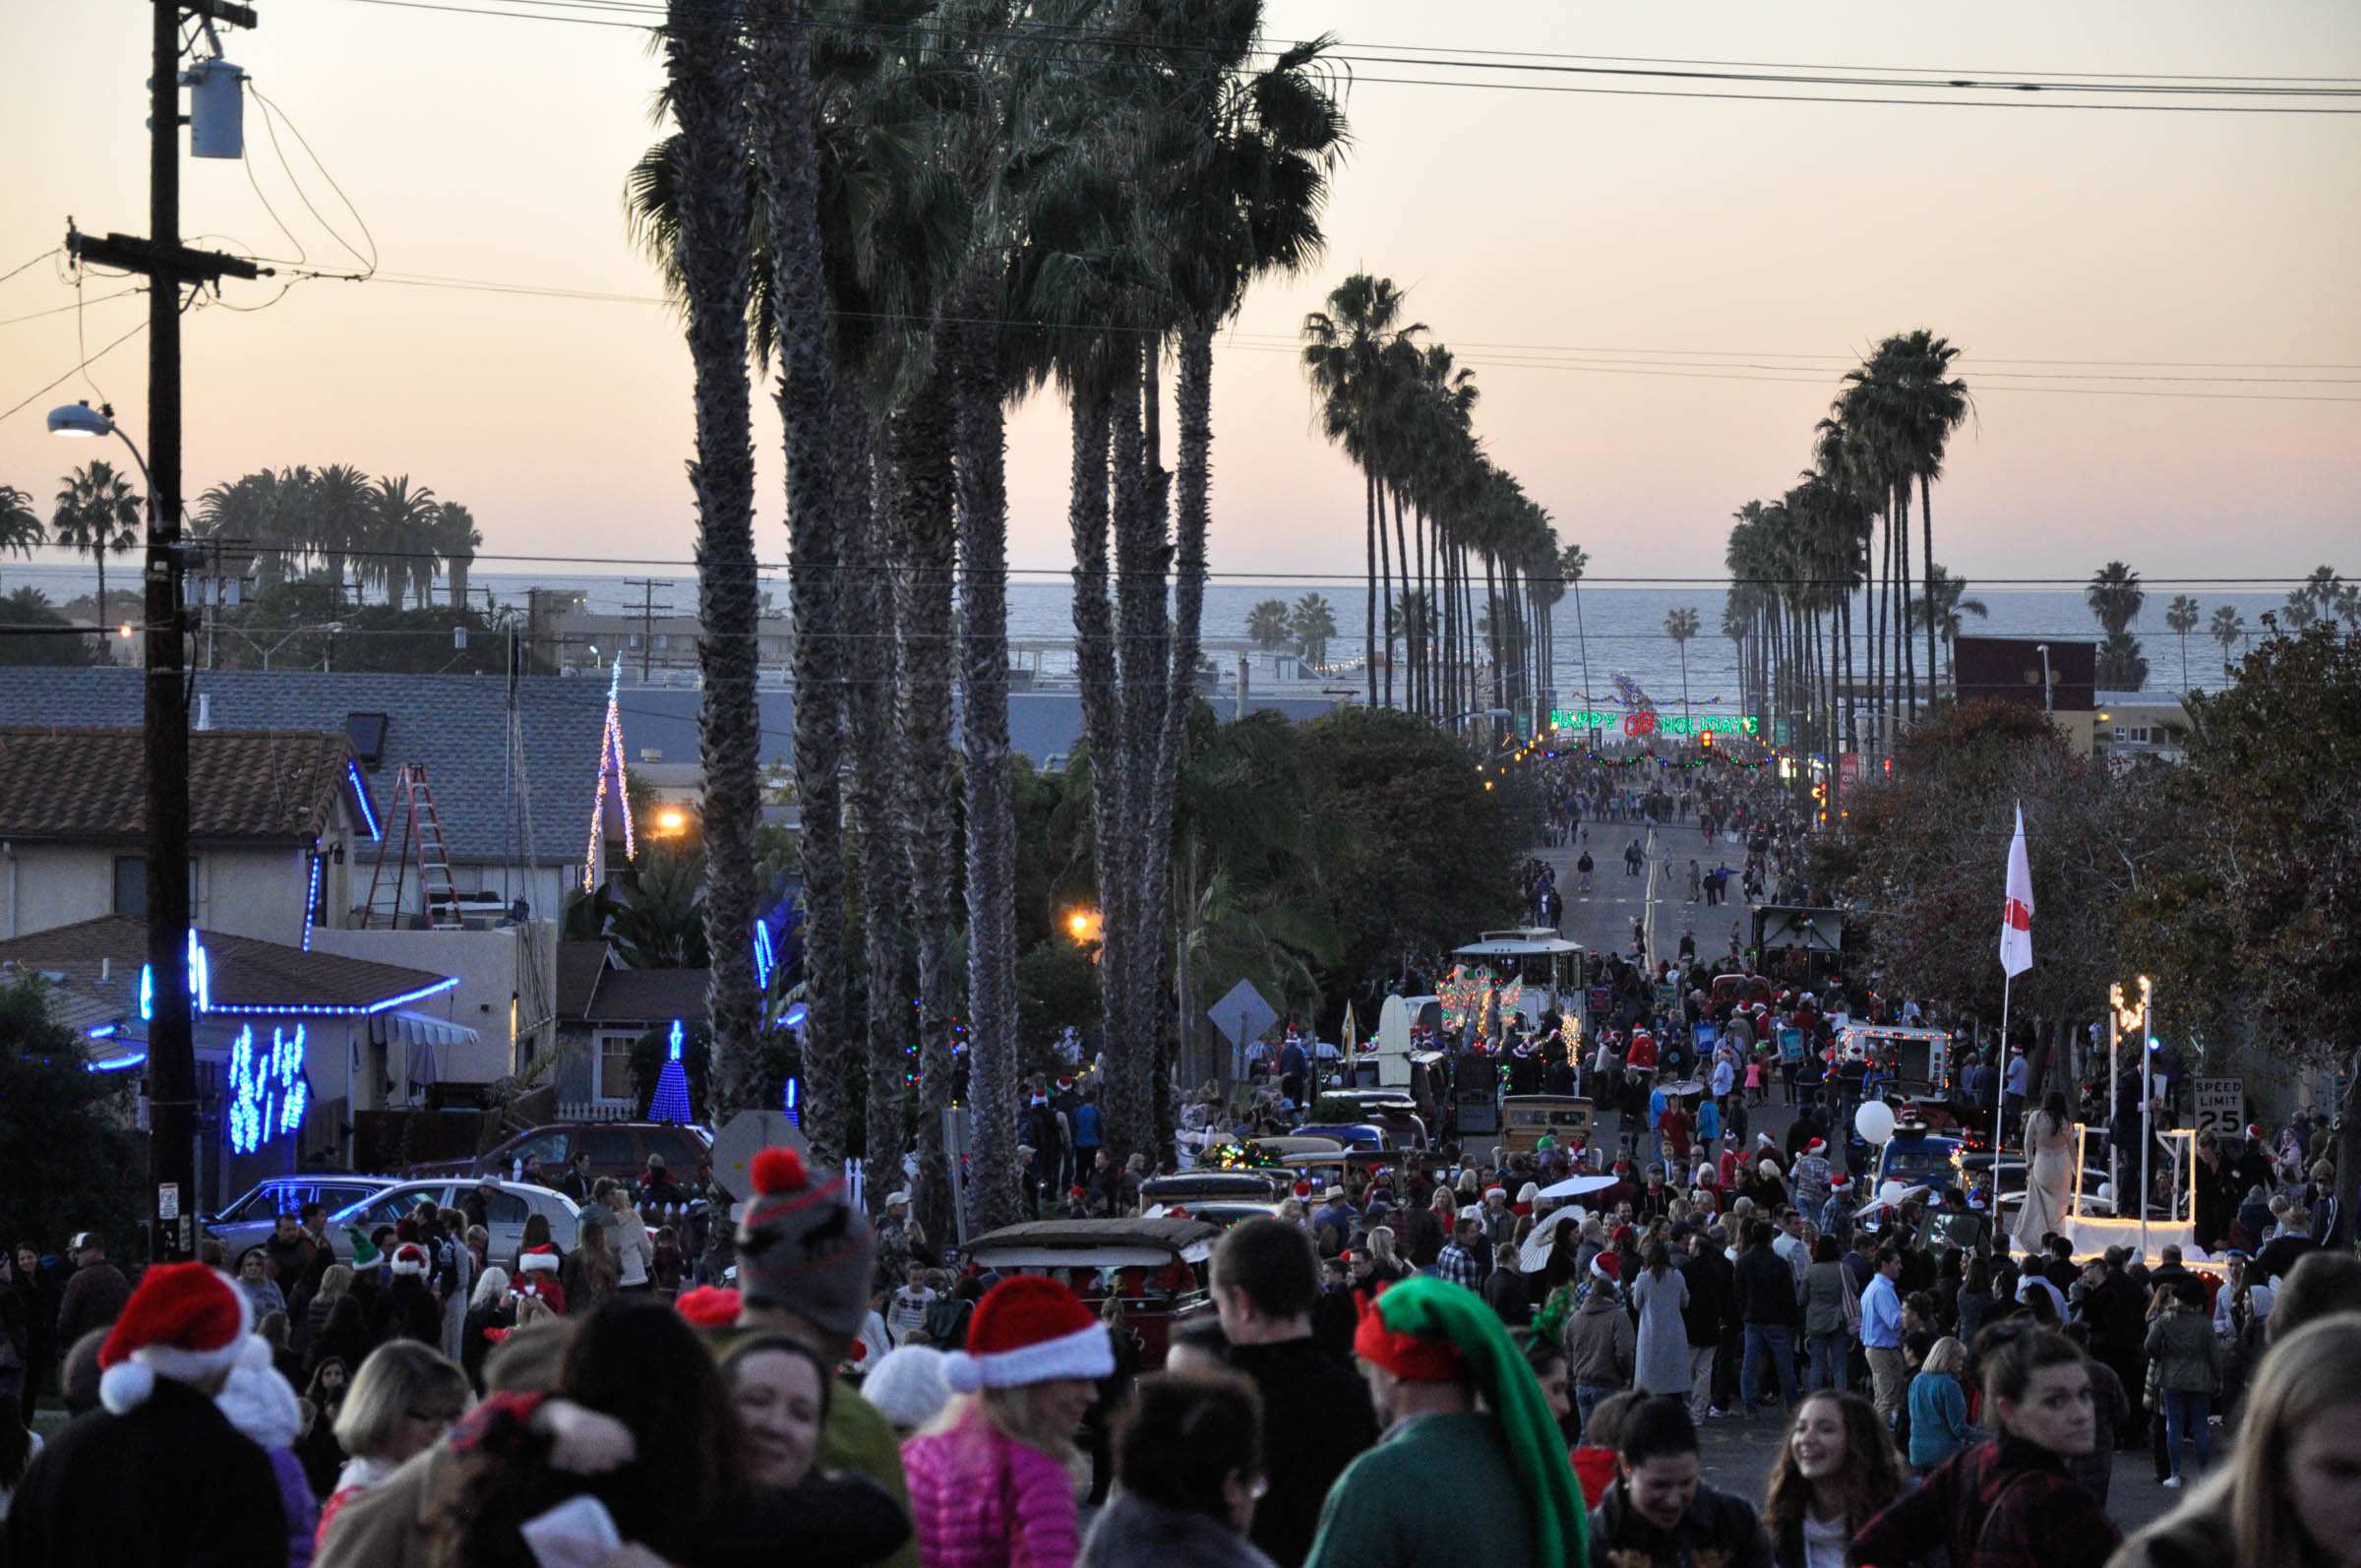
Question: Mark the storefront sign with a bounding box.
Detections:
[1548,709,1759,737]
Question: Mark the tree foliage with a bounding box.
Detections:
[0,981,145,1261]
[0,586,107,667]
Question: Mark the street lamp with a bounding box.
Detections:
[47,400,154,493]
[1065,907,1103,946]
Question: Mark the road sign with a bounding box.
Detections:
[157,1183,179,1222]
[2190,1077,2243,1139]
[710,1109,812,1201]
[1208,979,1278,1050]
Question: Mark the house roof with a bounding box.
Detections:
[612,686,1348,771]
[581,965,710,1026]
[0,668,610,864]
[0,916,454,1013]
[0,726,361,845]
[556,939,610,1019]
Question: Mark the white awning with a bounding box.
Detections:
[384,1011,480,1049]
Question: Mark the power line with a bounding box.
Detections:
[262,269,2361,397]
[0,288,146,329]
[320,0,2361,112]
[0,321,150,426]
[0,250,63,288]
[0,547,2339,587]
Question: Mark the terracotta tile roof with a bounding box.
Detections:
[0,916,453,1012]
[0,727,361,845]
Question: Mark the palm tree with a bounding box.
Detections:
[2281,589,2320,631]
[0,485,41,563]
[1907,564,1988,683]
[2086,561,2146,635]
[1885,332,1971,706]
[1664,606,1699,730]
[2335,582,2361,631]
[2208,605,2248,675]
[1302,274,1423,706]
[638,0,761,1116]
[366,475,437,610]
[436,503,482,611]
[2300,565,2342,616]
[2097,632,2149,692]
[310,463,372,601]
[2164,593,2201,690]
[1559,541,1592,725]
[1246,597,1292,651]
[1290,592,1338,665]
[51,460,142,629]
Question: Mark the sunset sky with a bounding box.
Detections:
[3,1,2355,593]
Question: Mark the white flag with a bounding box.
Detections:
[1999,803,2033,978]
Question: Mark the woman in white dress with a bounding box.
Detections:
[2011,1090,2077,1254]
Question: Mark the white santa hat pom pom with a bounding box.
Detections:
[99,1359,156,1415]
[942,1352,986,1394]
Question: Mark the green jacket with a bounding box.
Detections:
[1303,1413,1543,1568]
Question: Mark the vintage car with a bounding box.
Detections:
[961,1218,1220,1368]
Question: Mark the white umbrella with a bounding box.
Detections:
[1665,1081,1706,1097]
[1538,1173,1621,1200]
[1855,1183,1930,1220]
[1519,1205,1588,1273]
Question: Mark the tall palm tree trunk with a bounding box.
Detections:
[948,268,1021,1232]
[1144,326,1218,1159]
[1362,471,1377,703]
[1066,383,1131,1151]
[845,407,912,1186]
[1919,473,1940,704]
[1894,482,1916,721]
[889,370,959,1244]
[666,0,761,1115]
[1375,476,1393,708]
[1378,484,1397,708]
[1110,343,1174,1162]
[753,0,852,1165]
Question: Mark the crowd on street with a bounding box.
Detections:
[4,1048,2354,1568]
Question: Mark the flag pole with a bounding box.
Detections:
[1997,976,2013,1162]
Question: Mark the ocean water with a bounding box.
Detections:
[1,552,2293,709]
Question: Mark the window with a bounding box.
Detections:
[345,712,390,766]
[598,1035,635,1101]
[583,1127,638,1167]
[482,1190,529,1227]
[113,857,200,920]
[650,1128,708,1168]
[511,1131,570,1170]
[351,1187,445,1229]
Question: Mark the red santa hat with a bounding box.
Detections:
[674,1285,742,1329]
[96,1262,252,1415]
[1806,1138,1827,1156]
[517,1243,561,1274]
[943,1277,1114,1394]
[389,1242,430,1278]
[1591,1252,1621,1282]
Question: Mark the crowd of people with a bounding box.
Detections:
[4,1082,2353,1568]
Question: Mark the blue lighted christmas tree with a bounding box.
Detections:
[649,1018,693,1123]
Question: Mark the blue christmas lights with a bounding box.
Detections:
[302,852,323,952]
[753,921,776,992]
[348,760,382,842]
[782,1074,801,1125]
[648,1017,693,1123]
[140,931,211,1021]
[228,1023,308,1155]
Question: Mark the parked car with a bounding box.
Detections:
[207,1174,400,1266]
[408,1121,713,1184]
[326,1179,580,1272]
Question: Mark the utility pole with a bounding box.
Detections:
[623,576,674,682]
[64,0,262,1264]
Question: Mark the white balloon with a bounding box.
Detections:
[1854,1100,1898,1145]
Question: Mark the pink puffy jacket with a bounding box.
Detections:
[899,1406,1080,1568]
